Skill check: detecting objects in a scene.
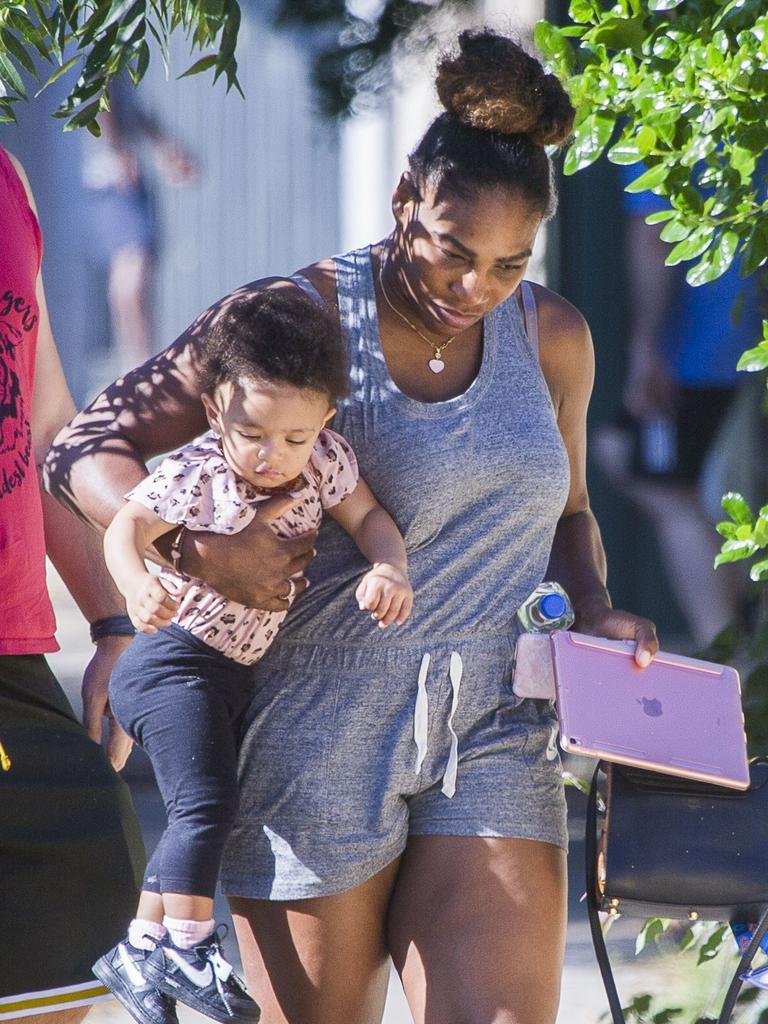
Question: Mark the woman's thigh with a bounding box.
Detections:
[229,857,401,1024]
[388,835,567,1024]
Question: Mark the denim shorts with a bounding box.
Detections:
[221,634,567,900]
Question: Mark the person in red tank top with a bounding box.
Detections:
[0,147,144,1020]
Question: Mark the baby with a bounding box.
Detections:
[93,288,412,1024]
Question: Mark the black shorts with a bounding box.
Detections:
[0,655,145,1016]
[620,386,734,484]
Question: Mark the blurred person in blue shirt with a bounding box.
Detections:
[594,165,766,647]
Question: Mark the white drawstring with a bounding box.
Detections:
[441,652,464,798]
[414,653,431,773]
[412,651,464,798]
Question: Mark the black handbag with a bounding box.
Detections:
[586,759,768,1023]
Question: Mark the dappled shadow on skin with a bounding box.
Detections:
[43,281,292,526]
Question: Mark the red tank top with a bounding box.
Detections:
[0,146,58,654]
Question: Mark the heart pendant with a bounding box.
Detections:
[428,358,445,374]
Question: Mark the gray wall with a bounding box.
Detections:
[0,10,341,406]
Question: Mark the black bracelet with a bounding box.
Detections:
[90,615,136,643]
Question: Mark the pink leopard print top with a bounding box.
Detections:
[127,428,358,665]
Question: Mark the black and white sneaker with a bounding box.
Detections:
[93,940,179,1024]
[144,927,260,1023]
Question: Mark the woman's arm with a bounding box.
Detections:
[536,285,658,666]
[44,280,318,610]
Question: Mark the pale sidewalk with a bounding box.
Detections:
[47,567,690,1024]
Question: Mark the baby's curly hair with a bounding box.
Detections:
[199,288,349,405]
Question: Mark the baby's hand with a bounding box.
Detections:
[355,563,413,629]
[126,575,179,634]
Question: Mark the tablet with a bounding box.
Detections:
[550,630,750,790]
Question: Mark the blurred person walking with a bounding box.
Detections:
[80,75,197,399]
[593,168,766,648]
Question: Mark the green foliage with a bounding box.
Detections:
[0,0,243,132]
[0,0,470,129]
[538,1,768,1011]
[534,0,768,286]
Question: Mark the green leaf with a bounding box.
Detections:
[0,51,25,98]
[649,0,685,8]
[741,224,768,277]
[722,491,754,525]
[737,342,768,372]
[62,97,102,132]
[592,15,648,51]
[636,917,666,954]
[0,30,38,78]
[666,227,715,266]
[750,558,768,581]
[533,21,575,75]
[35,54,81,97]
[697,925,728,964]
[568,0,598,23]
[716,521,738,539]
[686,231,740,285]
[178,53,218,78]
[564,112,616,175]
[625,162,668,193]
[659,219,693,243]
[645,209,676,224]
[608,141,644,165]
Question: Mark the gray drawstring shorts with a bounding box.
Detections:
[221,634,568,901]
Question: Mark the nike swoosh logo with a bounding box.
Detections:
[166,947,213,987]
[118,945,146,987]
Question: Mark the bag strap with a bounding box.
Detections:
[718,907,768,1022]
[586,762,768,1024]
[586,762,625,1023]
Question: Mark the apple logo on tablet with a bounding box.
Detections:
[638,697,662,717]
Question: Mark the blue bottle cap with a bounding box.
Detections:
[539,593,567,621]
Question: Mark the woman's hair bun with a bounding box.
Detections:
[435,29,574,147]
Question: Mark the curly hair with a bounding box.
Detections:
[199,288,348,405]
[408,29,575,218]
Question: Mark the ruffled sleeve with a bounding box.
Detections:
[126,435,255,533]
[309,428,359,510]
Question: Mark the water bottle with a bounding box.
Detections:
[516,581,575,633]
[512,582,574,699]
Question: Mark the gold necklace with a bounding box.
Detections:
[378,248,456,374]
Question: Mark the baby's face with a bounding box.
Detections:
[202,377,334,488]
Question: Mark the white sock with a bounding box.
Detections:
[163,915,215,950]
[128,918,167,951]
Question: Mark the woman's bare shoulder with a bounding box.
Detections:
[529,282,592,352]
[527,282,594,409]
[295,259,337,305]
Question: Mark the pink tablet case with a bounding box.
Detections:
[550,631,750,790]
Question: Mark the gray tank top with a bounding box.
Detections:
[280,245,570,645]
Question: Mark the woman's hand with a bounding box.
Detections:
[356,563,413,629]
[176,494,317,610]
[574,596,659,668]
[82,635,135,771]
